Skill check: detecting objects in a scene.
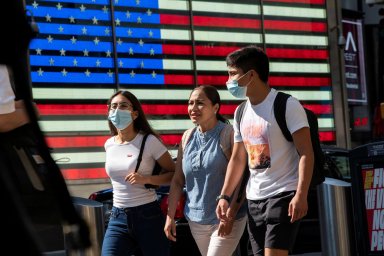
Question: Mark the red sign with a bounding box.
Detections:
[362,166,384,251]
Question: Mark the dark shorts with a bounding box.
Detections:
[247,191,300,256]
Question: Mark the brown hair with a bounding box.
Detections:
[226,45,269,83]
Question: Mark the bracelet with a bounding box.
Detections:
[216,194,230,203]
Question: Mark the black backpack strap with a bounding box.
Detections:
[135,133,149,172]
[235,101,247,125]
[234,101,249,203]
[274,92,293,142]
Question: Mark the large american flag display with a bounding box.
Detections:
[26,0,334,183]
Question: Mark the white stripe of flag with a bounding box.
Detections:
[159,0,326,19]
[161,29,327,46]
[39,117,334,133]
[32,88,332,101]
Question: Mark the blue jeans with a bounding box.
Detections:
[101,201,170,256]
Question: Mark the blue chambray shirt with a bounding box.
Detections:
[182,121,247,225]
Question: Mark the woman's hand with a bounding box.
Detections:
[164,215,177,242]
[124,172,148,184]
[217,219,234,237]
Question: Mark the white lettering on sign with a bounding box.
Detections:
[374,168,384,188]
[367,189,377,209]
[346,83,359,89]
[377,189,384,209]
[371,230,384,251]
[373,209,384,230]
[345,31,357,52]
[346,72,357,79]
[344,52,356,62]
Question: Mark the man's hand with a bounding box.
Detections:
[288,194,308,223]
[216,199,229,222]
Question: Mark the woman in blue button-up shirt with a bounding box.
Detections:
[164,85,247,256]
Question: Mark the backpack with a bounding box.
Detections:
[235,91,325,189]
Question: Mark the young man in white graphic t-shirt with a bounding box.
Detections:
[216,45,314,256]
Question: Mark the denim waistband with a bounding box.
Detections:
[113,200,159,214]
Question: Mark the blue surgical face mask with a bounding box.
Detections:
[108,109,133,130]
[226,71,250,99]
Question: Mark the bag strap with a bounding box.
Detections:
[273,92,292,142]
[219,124,233,161]
[181,127,196,153]
[235,101,247,125]
[135,133,149,172]
[234,101,249,203]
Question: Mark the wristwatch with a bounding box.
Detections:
[216,194,230,203]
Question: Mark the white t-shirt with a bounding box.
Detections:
[105,132,168,208]
[0,65,15,114]
[234,88,309,200]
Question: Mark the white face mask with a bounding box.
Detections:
[226,71,250,98]
[108,109,133,130]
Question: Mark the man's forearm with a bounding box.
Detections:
[0,109,29,132]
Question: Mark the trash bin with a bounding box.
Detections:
[317,178,356,256]
[66,197,105,256]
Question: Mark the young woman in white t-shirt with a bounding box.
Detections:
[101,90,175,256]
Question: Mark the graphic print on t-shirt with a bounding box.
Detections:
[242,113,270,169]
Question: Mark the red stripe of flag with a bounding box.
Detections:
[40,104,239,115]
[160,14,190,25]
[61,168,108,180]
[319,131,335,142]
[266,48,329,59]
[46,136,110,148]
[263,0,325,5]
[269,77,331,87]
[37,104,107,115]
[197,75,228,85]
[50,129,334,150]
[46,134,184,148]
[160,14,325,32]
[162,44,192,55]
[303,104,333,115]
[265,20,326,32]
[162,45,329,60]
[195,45,239,57]
[164,74,194,85]
[162,45,237,57]
[59,135,334,181]
[193,16,260,29]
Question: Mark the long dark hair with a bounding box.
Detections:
[191,85,229,124]
[107,90,159,138]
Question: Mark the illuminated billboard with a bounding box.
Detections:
[26,0,334,181]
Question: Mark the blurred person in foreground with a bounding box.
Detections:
[164,85,247,256]
[101,90,175,256]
